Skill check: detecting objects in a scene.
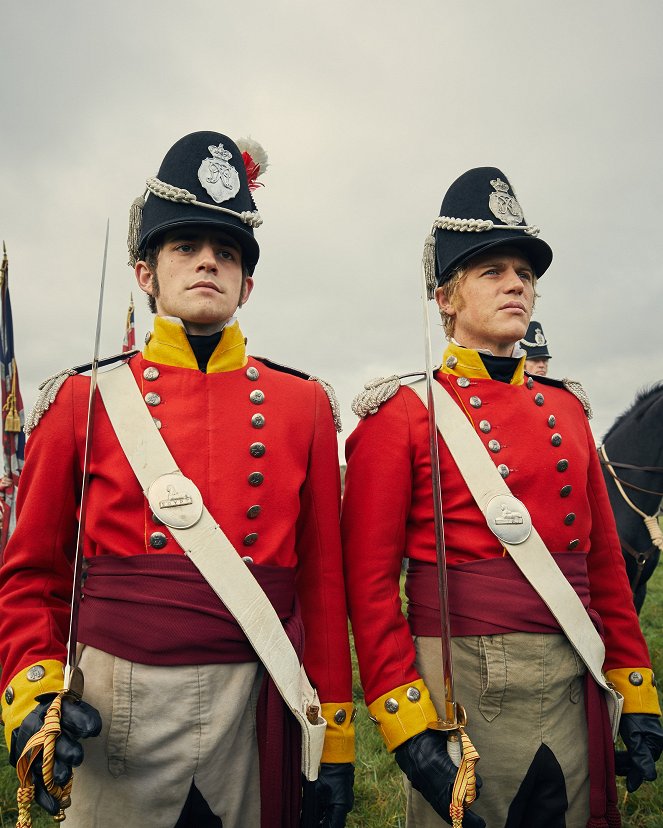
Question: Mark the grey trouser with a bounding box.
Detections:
[66,645,262,827]
[406,633,590,828]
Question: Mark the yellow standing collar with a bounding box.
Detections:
[440,342,525,386]
[143,316,248,373]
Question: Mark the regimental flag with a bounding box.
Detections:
[122,293,135,352]
[0,243,25,555]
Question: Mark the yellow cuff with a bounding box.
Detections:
[605,668,661,715]
[320,702,356,763]
[2,661,65,750]
[367,679,438,752]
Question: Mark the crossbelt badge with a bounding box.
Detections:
[485,493,532,545]
[148,473,204,529]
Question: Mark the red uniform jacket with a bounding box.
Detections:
[341,343,659,750]
[0,318,354,761]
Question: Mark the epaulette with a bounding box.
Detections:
[25,350,140,437]
[352,372,425,418]
[528,373,593,419]
[253,356,342,433]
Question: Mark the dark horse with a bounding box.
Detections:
[599,382,663,614]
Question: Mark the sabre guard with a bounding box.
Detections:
[0,131,355,827]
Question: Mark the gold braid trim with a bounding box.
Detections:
[16,692,73,826]
[449,727,480,828]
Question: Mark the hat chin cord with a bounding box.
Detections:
[421,216,541,300]
[127,177,263,267]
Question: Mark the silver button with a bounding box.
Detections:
[526,377,534,389]
[384,698,399,714]
[26,665,46,682]
[629,671,644,686]
[250,442,266,458]
[406,687,421,703]
[446,355,458,368]
[568,539,579,550]
[548,415,556,428]
[564,513,576,525]
[145,392,161,406]
[488,440,501,453]
[246,366,260,381]
[469,396,482,409]
[242,556,254,564]
[143,366,160,381]
[243,532,259,546]
[149,531,168,549]
[247,505,261,519]
[497,464,510,478]
[144,331,152,345]
[4,686,14,704]
[250,390,265,405]
[334,709,347,724]
[251,413,265,429]
[248,472,264,486]
[351,708,358,722]
[479,420,491,433]
[457,377,470,388]
[557,459,569,472]
[534,393,544,406]
[560,485,572,498]
[551,433,562,447]
[152,418,162,430]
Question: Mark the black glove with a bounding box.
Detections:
[9,693,102,816]
[615,713,663,793]
[394,729,485,828]
[301,762,354,828]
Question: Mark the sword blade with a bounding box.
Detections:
[63,220,109,695]
[420,264,458,729]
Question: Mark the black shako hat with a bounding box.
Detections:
[521,320,551,359]
[127,131,266,274]
[423,167,553,296]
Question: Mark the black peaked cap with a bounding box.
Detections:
[139,131,260,273]
[521,320,552,359]
[435,167,553,285]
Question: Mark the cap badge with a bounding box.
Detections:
[198,143,240,204]
[534,327,546,346]
[488,178,524,226]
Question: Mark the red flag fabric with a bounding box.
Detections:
[122,293,136,352]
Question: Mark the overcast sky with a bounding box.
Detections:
[1,1,662,458]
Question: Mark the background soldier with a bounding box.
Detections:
[341,167,662,826]
[0,131,355,827]
[522,319,552,377]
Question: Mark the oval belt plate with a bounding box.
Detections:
[484,494,532,545]
[147,473,204,529]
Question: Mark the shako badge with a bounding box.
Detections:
[198,143,241,204]
[488,178,524,226]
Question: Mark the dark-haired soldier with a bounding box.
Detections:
[0,132,354,827]
[522,319,552,377]
[342,168,662,826]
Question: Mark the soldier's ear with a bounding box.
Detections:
[239,277,254,308]
[135,261,155,296]
[435,286,455,317]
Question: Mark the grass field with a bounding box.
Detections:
[1,569,662,828]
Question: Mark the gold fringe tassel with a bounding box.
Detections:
[449,727,480,828]
[16,691,74,827]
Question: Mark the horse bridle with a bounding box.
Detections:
[598,443,663,593]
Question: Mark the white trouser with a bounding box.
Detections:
[66,646,262,828]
